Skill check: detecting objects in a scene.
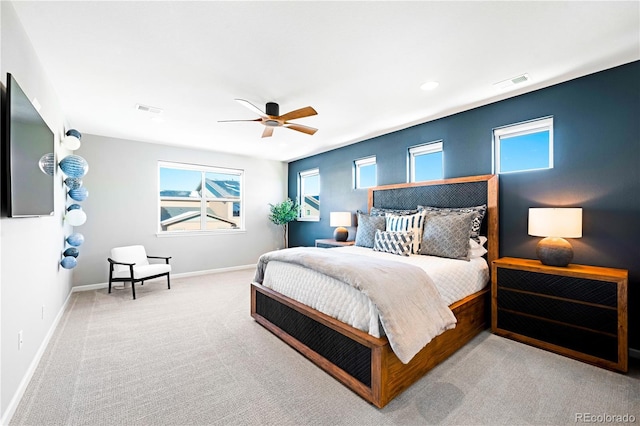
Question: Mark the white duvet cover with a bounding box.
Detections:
[261,246,489,338]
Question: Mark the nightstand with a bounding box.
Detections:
[315,239,355,248]
[491,257,628,372]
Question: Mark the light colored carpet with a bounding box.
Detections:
[10,270,640,425]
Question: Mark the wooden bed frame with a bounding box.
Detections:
[251,174,498,408]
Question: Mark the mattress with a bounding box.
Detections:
[261,246,489,338]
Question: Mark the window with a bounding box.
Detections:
[409,141,443,182]
[158,162,243,233]
[298,168,320,221]
[355,156,377,189]
[494,117,553,174]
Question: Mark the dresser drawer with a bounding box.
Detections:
[497,288,618,334]
[497,310,619,362]
[496,267,617,307]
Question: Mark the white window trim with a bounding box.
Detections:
[298,168,320,222]
[354,156,377,189]
[493,116,554,174]
[408,141,443,183]
[157,161,244,235]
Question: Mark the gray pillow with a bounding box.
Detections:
[373,230,414,256]
[420,211,474,260]
[355,211,386,248]
[418,204,487,243]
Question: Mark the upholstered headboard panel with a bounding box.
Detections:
[367,174,499,265]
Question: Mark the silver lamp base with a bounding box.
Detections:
[536,237,573,267]
[333,227,348,242]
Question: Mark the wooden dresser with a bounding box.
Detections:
[491,257,628,372]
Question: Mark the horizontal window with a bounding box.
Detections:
[494,117,553,174]
[409,141,443,182]
[159,161,244,234]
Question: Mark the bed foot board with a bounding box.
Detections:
[251,283,488,408]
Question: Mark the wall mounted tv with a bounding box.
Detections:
[3,73,55,217]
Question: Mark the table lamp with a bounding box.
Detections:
[528,208,582,267]
[330,212,352,242]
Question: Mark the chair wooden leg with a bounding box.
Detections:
[131,282,136,300]
[108,277,112,294]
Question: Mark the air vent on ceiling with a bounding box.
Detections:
[493,73,530,90]
[135,103,163,114]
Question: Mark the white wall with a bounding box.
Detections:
[1,2,73,420]
[71,134,287,286]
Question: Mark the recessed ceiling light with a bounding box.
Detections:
[493,73,530,90]
[420,81,439,91]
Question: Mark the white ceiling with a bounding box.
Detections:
[10,1,640,162]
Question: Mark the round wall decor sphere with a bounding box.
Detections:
[64,177,82,190]
[60,256,78,269]
[38,153,56,176]
[67,203,82,211]
[65,209,87,226]
[59,155,89,178]
[63,247,79,258]
[66,233,85,247]
[68,186,89,201]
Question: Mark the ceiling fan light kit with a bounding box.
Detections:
[219,99,318,138]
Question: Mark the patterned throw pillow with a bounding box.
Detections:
[373,230,414,256]
[420,211,474,260]
[385,211,426,254]
[369,207,419,217]
[354,211,386,248]
[418,204,487,243]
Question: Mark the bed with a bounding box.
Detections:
[251,174,498,408]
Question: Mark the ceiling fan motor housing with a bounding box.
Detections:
[265,102,279,116]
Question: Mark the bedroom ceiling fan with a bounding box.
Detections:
[219,99,318,138]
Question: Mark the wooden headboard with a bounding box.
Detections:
[367,174,499,266]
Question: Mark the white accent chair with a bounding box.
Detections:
[108,245,172,299]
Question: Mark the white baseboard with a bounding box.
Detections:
[1,289,73,426]
[72,264,255,292]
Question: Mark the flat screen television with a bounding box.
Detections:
[3,73,55,217]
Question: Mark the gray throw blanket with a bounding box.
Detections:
[254,247,457,364]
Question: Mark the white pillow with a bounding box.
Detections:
[469,237,488,258]
[385,211,426,254]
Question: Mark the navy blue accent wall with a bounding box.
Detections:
[288,61,640,349]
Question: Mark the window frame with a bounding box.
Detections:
[354,156,377,189]
[493,116,554,174]
[298,167,320,222]
[408,140,444,183]
[157,161,244,235]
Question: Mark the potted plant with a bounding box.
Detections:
[269,198,300,249]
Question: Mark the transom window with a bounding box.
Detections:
[298,168,320,221]
[494,116,553,174]
[354,156,377,189]
[158,161,243,233]
[409,141,443,182]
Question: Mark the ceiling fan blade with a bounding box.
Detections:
[218,118,262,123]
[235,99,268,118]
[284,123,318,136]
[261,127,274,138]
[278,106,317,122]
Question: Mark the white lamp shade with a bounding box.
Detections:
[528,208,582,238]
[330,211,352,227]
